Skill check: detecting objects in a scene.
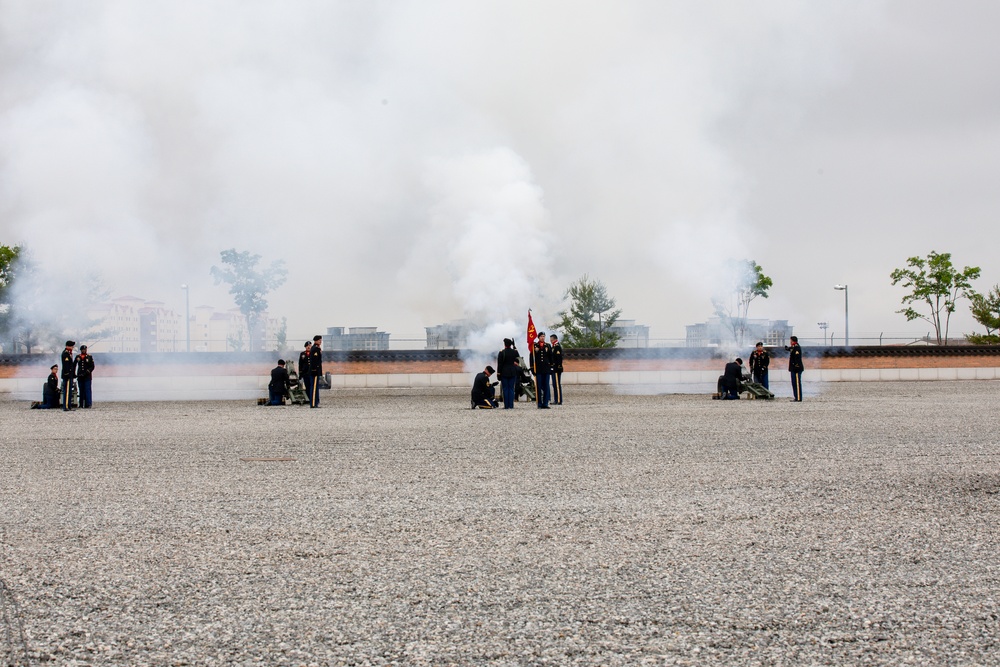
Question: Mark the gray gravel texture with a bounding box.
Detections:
[2,381,999,666]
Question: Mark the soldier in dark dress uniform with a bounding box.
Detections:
[549,334,564,405]
[532,332,552,409]
[60,340,75,411]
[471,365,499,409]
[298,341,313,404]
[496,338,520,409]
[74,344,95,408]
[31,366,61,409]
[785,336,804,401]
[308,335,323,408]
[268,359,291,405]
[716,357,745,400]
[748,342,769,390]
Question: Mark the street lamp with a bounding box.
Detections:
[817,322,829,346]
[181,284,190,352]
[833,284,849,346]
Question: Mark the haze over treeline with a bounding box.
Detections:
[2,1,998,344]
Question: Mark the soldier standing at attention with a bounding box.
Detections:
[532,332,552,409]
[785,335,804,402]
[74,344,95,408]
[298,341,313,405]
[549,334,564,405]
[60,340,75,411]
[308,335,323,408]
[748,341,770,390]
[496,338,520,409]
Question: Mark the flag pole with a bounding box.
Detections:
[527,309,537,405]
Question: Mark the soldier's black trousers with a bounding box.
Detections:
[551,372,562,404]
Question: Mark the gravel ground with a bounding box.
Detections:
[1,382,999,666]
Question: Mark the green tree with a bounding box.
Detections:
[0,244,19,291]
[712,259,773,346]
[1,245,111,353]
[966,285,1000,345]
[0,244,21,349]
[552,274,622,348]
[0,247,50,353]
[211,248,288,352]
[890,251,980,345]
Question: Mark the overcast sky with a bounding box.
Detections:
[1,0,997,346]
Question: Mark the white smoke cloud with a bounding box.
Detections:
[462,320,522,373]
[397,148,556,370]
[400,148,555,324]
[0,84,158,268]
[0,1,886,346]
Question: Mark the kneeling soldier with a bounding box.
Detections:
[471,365,499,409]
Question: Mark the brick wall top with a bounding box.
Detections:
[4,344,999,367]
[2,345,999,381]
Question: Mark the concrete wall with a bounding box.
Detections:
[3,347,999,401]
[4,367,1000,403]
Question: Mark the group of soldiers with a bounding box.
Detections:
[30,334,808,410]
[31,340,95,411]
[715,336,805,401]
[265,335,325,407]
[472,332,564,409]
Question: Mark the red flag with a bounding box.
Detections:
[526,310,536,350]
